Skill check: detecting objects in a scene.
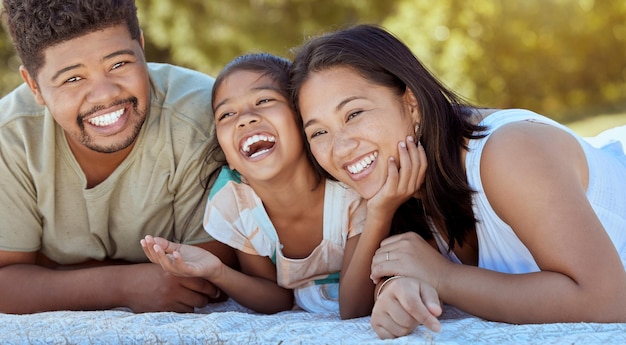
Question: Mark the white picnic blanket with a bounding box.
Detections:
[1,298,625,345]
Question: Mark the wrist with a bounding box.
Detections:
[375,275,404,302]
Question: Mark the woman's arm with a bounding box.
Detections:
[454,121,626,322]
[142,236,293,314]
[373,122,626,324]
[339,136,427,319]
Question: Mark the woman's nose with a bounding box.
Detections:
[332,131,359,158]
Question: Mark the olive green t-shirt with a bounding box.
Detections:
[0,63,220,264]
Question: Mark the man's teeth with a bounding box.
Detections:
[87,109,124,127]
[241,134,276,153]
[347,152,378,174]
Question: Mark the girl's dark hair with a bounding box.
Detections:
[2,0,142,79]
[289,24,486,249]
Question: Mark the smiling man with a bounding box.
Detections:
[0,0,235,313]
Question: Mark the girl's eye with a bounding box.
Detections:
[217,112,235,121]
[257,98,274,105]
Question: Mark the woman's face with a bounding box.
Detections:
[298,66,418,199]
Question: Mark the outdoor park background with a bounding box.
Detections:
[1,0,625,136]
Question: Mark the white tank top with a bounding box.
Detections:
[458,109,626,273]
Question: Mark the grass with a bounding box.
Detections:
[565,112,626,137]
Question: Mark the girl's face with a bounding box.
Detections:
[298,66,418,199]
[213,70,304,183]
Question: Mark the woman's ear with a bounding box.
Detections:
[403,87,420,122]
[20,66,45,106]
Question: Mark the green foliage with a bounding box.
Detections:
[383,0,626,121]
[0,0,624,123]
[135,0,397,75]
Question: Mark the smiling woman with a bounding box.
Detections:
[289,24,626,339]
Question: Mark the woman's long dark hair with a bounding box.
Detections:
[289,24,486,249]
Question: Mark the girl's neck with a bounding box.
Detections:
[248,160,323,212]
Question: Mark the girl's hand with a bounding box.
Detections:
[367,136,427,217]
[141,235,223,280]
[371,232,449,287]
[371,276,442,339]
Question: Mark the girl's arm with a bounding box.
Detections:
[374,122,626,323]
[339,136,427,319]
[142,236,293,314]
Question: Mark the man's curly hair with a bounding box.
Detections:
[1,0,141,80]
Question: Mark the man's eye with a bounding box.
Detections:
[112,61,127,70]
[64,76,82,84]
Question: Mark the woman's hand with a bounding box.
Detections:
[367,136,427,217]
[371,232,450,287]
[371,276,442,339]
[141,235,224,281]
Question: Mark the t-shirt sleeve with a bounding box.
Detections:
[203,167,273,257]
[171,138,215,245]
[0,119,42,252]
[346,188,368,239]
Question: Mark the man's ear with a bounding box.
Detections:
[19,65,45,106]
[140,30,145,49]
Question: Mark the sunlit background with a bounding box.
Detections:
[1,0,625,135]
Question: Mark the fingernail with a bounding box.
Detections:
[407,135,414,143]
[399,141,406,148]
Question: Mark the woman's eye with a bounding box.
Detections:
[347,110,363,121]
[310,129,327,139]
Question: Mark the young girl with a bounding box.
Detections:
[289,24,626,338]
[141,53,425,318]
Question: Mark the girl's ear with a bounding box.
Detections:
[20,66,45,106]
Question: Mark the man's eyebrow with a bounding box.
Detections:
[50,49,137,82]
[103,49,137,61]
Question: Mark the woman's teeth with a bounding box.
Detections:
[88,109,124,127]
[347,152,378,174]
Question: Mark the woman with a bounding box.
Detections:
[289,24,626,339]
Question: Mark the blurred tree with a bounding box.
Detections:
[135,0,398,76]
[384,0,626,120]
[0,21,24,97]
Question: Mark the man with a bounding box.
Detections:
[0,0,235,313]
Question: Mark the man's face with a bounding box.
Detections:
[22,24,150,154]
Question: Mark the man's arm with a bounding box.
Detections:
[0,241,236,314]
